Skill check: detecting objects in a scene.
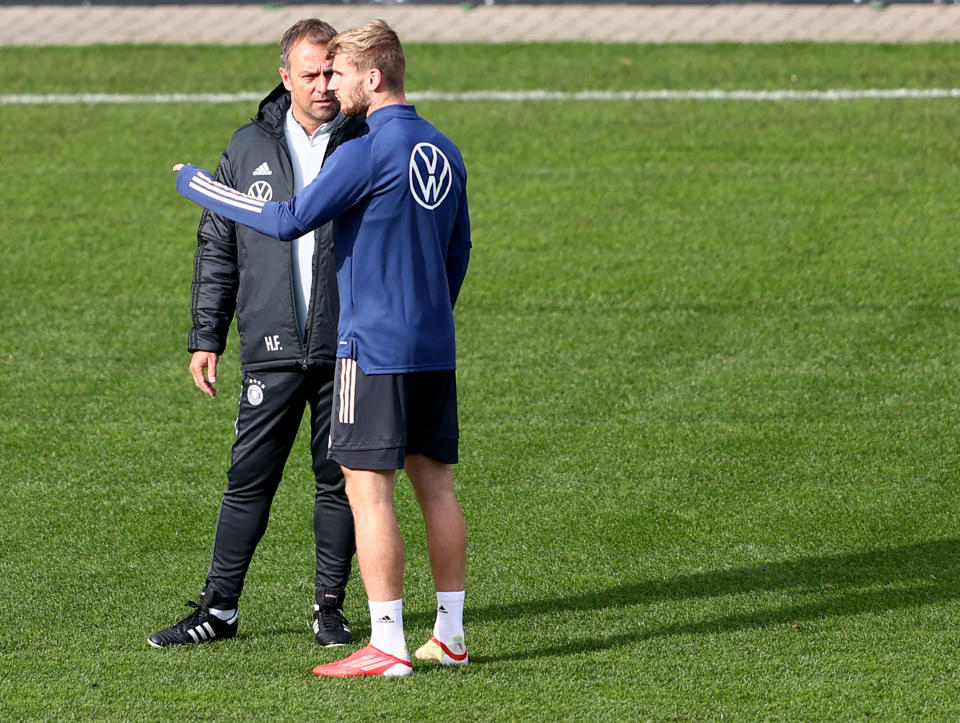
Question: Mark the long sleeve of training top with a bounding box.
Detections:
[175,140,369,242]
[176,104,471,375]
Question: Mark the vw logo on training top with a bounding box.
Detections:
[409,142,452,210]
[247,180,273,201]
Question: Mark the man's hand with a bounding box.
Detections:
[173,164,185,172]
[190,351,219,397]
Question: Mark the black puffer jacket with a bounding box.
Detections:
[188,84,367,371]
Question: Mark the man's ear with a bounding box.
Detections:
[279,66,293,92]
[368,67,383,92]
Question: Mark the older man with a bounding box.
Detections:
[149,18,366,649]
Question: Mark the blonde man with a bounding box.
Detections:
[174,20,472,677]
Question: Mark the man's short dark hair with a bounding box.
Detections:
[281,19,338,70]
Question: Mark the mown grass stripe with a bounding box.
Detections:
[3,88,960,105]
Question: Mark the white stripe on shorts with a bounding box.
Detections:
[339,359,357,425]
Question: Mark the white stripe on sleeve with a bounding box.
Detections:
[188,175,266,214]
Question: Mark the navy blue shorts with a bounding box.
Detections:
[328,359,459,470]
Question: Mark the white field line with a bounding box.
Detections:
[3,89,960,105]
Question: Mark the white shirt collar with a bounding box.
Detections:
[285,107,341,144]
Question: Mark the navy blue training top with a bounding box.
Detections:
[176,104,471,374]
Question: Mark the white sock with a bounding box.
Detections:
[433,591,465,643]
[208,606,237,623]
[368,599,408,659]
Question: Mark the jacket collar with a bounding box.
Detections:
[366,104,419,130]
[254,83,367,146]
[252,83,290,140]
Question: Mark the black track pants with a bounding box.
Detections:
[205,365,355,605]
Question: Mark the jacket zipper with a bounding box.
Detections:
[298,123,345,371]
[301,229,319,370]
[302,121,350,370]
[247,92,352,372]
[270,132,309,368]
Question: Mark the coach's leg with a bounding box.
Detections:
[206,371,304,603]
[308,365,355,592]
[406,454,465,592]
[308,366,356,645]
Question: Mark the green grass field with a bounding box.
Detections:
[2,42,960,720]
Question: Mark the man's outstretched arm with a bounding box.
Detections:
[175,163,306,240]
[173,146,370,241]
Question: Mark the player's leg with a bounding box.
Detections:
[408,455,468,666]
[306,363,355,646]
[148,370,305,647]
[406,370,468,666]
[314,467,412,675]
[312,360,412,677]
[406,455,465,593]
[343,468,404,602]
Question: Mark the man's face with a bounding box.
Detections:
[280,39,340,133]
[329,53,370,117]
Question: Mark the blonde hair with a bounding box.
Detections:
[328,20,405,93]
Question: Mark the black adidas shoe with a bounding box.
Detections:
[148,589,238,648]
[313,588,354,647]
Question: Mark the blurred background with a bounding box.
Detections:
[2,0,960,45]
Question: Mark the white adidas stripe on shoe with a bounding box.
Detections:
[147,599,238,648]
[313,644,413,677]
[187,621,218,643]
